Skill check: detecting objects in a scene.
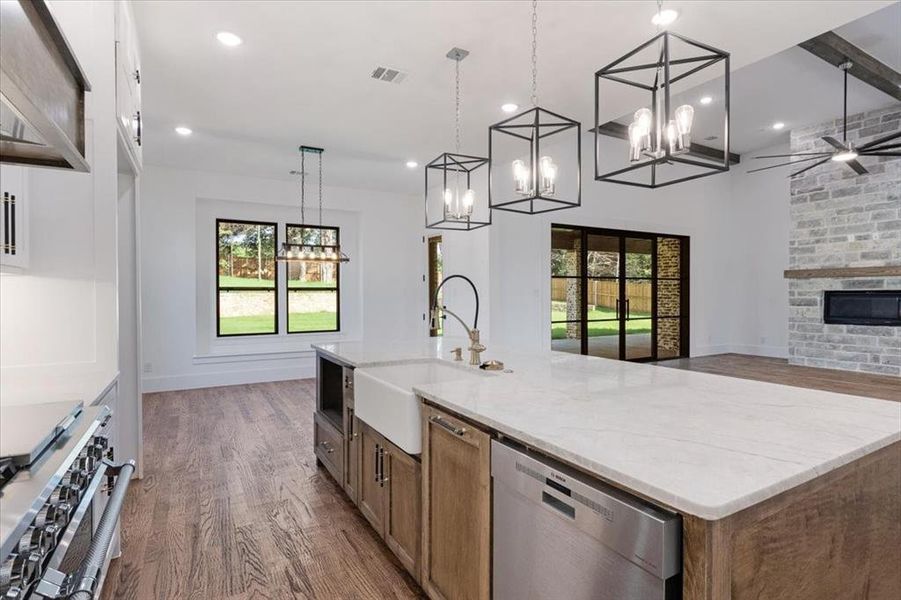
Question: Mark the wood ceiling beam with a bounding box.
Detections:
[592,121,741,164]
[798,31,901,101]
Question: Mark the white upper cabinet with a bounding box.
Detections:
[115,0,142,170]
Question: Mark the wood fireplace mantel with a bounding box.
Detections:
[784,266,901,279]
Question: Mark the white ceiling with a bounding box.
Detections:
[133,0,898,194]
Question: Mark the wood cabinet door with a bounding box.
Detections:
[358,422,385,535]
[383,439,421,581]
[421,405,491,600]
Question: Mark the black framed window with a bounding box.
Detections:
[286,224,340,333]
[217,219,278,336]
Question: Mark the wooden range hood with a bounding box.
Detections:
[0,0,91,172]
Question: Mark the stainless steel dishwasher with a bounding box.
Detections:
[491,440,682,599]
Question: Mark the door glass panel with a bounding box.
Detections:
[586,278,619,321]
[657,318,682,359]
[625,279,652,320]
[586,234,619,277]
[624,318,653,360]
[625,237,653,278]
[551,278,582,354]
[587,319,620,359]
[657,280,680,317]
[552,321,583,354]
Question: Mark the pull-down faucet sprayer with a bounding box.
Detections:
[430,274,486,366]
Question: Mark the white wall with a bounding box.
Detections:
[0,1,119,377]
[139,165,423,392]
[728,142,790,357]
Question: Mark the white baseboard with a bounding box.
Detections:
[692,344,789,359]
[142,364,315,393]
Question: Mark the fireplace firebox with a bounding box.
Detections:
[823,290,901,326]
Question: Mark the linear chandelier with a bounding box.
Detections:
[425,47,491,231]
[277,145,349,263]
[488,0,581,214]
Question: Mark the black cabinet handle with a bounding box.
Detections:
[134,111,142,147]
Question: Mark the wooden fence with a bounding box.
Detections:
[551,279,652,314]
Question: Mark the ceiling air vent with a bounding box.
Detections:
[371,66,407,84]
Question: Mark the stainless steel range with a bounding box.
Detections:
[0,401,134,600]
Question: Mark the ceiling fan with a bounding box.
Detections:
[749,61,900,178]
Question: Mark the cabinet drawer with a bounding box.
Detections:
[314,411,344,484]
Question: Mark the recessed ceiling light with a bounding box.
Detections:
[501,103,519,113]
[405,160,418,169]
[175,126,192,136]
[651,9,679,27]
[772,122,785,130]
[699,96,713,105]
[216,31,242,47]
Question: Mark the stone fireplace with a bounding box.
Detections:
[787,105,900,376]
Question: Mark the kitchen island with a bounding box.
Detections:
[313,338,900,600]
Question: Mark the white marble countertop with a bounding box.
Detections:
[313,339,901,520]
[0,365,119,408]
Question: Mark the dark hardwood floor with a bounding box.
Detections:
[657,353,901,402]
[102,380,424,600]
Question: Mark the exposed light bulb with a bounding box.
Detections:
[462,189,475,210]
[665,120,679,154]
[628,121,644,162]
[443,188,453,206]
[674,105,694,135]
[633,108,653,152]
[539,156,557,196]
[512,159,531,195]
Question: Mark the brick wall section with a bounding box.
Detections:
[657,237,681,354]
[788,105,900,376]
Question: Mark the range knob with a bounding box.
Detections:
[0,552,40,591]
[34,502,71,529]
[60,469,88,491]
[49,484,81,508]
[74,454,96,474]
[15,526,51,557]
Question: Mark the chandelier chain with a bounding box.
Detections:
[318,151,323,227]
[300,151,305,225]
[455,57,461,152]
[531,0,538,106]
[655,0,663,33]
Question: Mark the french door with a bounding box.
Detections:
[551,226,689,362]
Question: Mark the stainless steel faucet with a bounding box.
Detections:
[430,274,486,366]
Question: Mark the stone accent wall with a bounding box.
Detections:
[788,105,900,376]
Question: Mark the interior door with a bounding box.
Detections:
[622,236,655,361]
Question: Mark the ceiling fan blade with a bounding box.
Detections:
[789,157,832,178]
[863,151,901,157]
[859,131,901,151]
[862,142,901,153]
[821,136,847,150]
[844,159,868,175]
[754,152,831,159]
[746,155,830,174]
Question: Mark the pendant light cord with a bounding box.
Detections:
[531,0,538,106]
[318,151,323,227]
[455,57,461,152]
[300,150,306,225]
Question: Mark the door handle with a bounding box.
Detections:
[134,110,142,147]
[625,298,630,319]
[430,415,466,436]
[378,448,388,487]
[374,444,380,483]
[615,298,620,320]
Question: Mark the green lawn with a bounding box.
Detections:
[551,306,651,339]
[218,275,335,289]
[219,312,337,335]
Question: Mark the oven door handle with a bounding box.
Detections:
[58,460,135,600]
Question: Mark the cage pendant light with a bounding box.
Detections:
[488,0,581,215]
[277,146,350,263]
[594,0,730,188]
[425,48,491,231]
